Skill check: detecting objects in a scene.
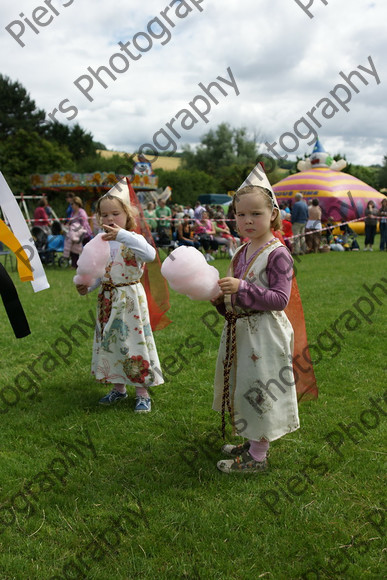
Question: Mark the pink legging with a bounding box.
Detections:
[249,439,270,461]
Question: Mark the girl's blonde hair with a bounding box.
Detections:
[96,194,137,231]
[72,196,83,208]
[232,185,281,231]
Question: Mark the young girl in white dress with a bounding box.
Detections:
[76,182,163,413]
[212,164,300,473]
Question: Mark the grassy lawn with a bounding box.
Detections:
[0,243,385,579]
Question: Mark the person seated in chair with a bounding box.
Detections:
[177,215,200,249]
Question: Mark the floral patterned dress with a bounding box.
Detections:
[91,240,164,388]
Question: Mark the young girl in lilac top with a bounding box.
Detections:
[212,168,299,474]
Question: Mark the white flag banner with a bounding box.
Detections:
[0,172,49,292]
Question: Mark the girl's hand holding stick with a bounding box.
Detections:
[218,277,240,295]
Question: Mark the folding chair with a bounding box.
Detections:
[0,241,16,272]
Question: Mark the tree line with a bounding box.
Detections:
[0,74,385,206]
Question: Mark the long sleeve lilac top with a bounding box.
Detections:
[216,242,293,315]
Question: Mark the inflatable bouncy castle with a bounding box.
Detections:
[273,140,384,232]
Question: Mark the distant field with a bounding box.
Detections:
[97,149,182,171]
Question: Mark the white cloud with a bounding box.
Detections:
[1,0,386,166]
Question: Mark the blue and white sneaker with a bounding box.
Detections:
[134,396,151,413]
[99,389,128,405]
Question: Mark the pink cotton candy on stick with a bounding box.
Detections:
[73,233,110,287]
[161,246,221,301]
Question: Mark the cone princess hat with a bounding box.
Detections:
[106,177,131,207]
[237,162,279,208]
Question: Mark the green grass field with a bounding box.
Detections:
[0,244,385,580]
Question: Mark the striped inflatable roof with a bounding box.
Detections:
[273,167,382,198]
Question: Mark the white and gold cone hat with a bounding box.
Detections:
[237,162,279,209]
[106,177,131,207]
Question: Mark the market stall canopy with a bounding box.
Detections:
[272,140,384,222]
[30,170,158,191]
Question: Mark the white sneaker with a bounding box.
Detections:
[205,253,211,262]
[209,254,215,261]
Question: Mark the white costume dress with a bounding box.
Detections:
[213,239,299,441]
[91,230,164,388]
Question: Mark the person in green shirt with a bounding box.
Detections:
[155,199,172,237]
[144,201,157,232]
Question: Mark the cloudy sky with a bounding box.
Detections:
[1,0,386,166]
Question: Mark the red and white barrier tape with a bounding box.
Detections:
[286,216,368,240]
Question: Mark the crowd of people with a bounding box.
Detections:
[143,194,387,257]
[143,199,243,261]
[278,194,387,253]
[32,192,93,268]
[32,191,387,268]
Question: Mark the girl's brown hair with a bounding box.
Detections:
[96,194,137,231]
[232,185,281,230]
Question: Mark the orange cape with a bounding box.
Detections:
[127,179,171,331]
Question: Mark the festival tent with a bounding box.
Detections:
[272,140,385,229]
